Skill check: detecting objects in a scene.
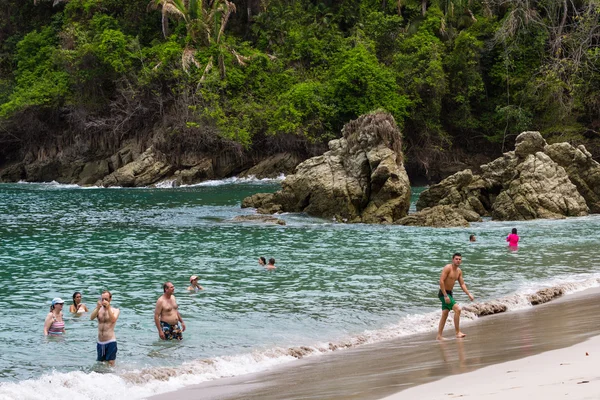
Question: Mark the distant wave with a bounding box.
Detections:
[11,175,285,190]
[182,174,285,187]
[2,276,598,400]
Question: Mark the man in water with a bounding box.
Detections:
[90,290,120,366]
[437,253,474,340]
[266,258,276,270]
[469,234,476,242]
[154,282,186,340]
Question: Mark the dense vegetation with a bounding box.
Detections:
[1,0,599,178]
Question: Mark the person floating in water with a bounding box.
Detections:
[258,257,266,266]
[469,234,476,242]
[266,258,276,270]
[507,228,519,247]
[437,253,474,340]
[187,275,204,292]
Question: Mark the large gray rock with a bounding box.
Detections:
[242,112,411,223]
[97,147,173,187]
[416,169,490,216]
[417,131,595,221]
[544,143,600,213]
[491,152,588,220]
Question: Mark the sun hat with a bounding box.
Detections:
[190,275,198,282]
[51,297,65,306]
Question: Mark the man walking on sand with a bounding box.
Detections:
[437,253,474,340]
[154,282,186,340]
[90,290,120,366]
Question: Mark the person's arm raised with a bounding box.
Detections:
[90,299,102,321]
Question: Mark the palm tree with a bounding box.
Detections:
[150,0,248,80]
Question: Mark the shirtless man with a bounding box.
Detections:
[154,282,186,340]
[436,253,474,340]
[265,258,276,270]
[90,290,120,365]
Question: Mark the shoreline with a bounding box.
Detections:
[148,286,600,400]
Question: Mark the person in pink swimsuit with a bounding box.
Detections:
[44,298,65,335]
[507,228,519,247]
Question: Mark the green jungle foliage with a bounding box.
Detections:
[1,0,599,159]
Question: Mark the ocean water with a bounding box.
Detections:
[0,180,599,399]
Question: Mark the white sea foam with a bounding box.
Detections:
[183,174,285,187]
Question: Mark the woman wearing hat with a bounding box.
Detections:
[187,276,204,292]
[44,298,65,335]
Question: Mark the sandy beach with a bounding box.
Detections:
[149,287,600,400]
[384,335,600,399]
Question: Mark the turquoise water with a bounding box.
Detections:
[0,180,599,399]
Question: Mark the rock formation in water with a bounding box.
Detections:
[396,205,481,227]
[417,131,596,221]
[242,112,412,223]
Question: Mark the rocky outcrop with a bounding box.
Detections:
[173,158,214,186]
[97,147,173,187]
[241,112,411,223]
[239,153,303,179]
[417,131,594,221]
[544,143,600,213]
[396,205,478,227]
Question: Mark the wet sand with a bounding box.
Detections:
[149,287,600,400]
[383,335,600,399]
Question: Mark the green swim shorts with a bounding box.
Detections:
[438,291,457,311]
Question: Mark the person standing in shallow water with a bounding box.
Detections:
[507,228,519,247]
[154,282,186,340]
[437,253,474,340]
[90,290,120,366]
[44,298,65,335]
